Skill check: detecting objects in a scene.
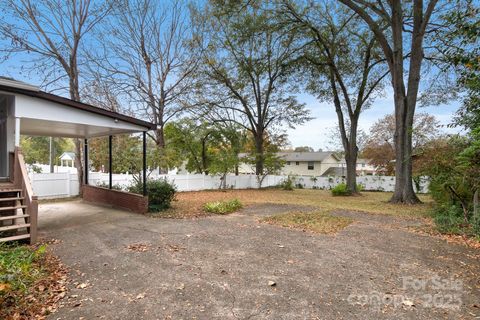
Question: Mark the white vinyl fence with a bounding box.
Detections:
[28,171,429,199]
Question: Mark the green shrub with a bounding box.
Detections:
[295,183,304,189]
[96,181,124,191]
[433,205,466,234]
[331,183,364,196]
[128,178,176,212]
[331,183,351,196]
[278,176,294,191]
[203,199,243,214]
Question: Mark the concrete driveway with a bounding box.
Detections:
[39,200,480,320]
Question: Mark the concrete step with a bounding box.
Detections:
[0,234,30,243]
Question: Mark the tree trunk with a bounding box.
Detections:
[254,132,264,176]
[155,125,168,174]
[345,147,358,194]
[74,139,84,196]
[69,75,85,197]
[156,126,165,149]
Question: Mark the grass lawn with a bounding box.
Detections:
[0,243,67,319]
[158,189,433,220]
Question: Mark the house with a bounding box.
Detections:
[238,151,377,177]
[338,158,378,176]
[0,77,156,244]
[278,152,342,176]
[238,151,341,176]
[59,151,76,167]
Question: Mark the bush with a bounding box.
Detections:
[331,183,364,196]
[433,205,467,234]
[331,183,351,196]
[96,181,124,191]
[278,176,294,191]
[203,199,243,214]
[128,178,176,212]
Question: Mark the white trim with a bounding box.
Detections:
[14,117,20,147]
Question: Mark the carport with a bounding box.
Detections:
[0,77,156,243]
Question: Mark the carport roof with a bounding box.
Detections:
[0,78,156,132]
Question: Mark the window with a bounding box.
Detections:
[295,161,300,166]
[307,161,314,170]
[286,161,291,165]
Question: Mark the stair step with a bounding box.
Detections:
[0,214,29,221]
[0,205,27,212]
[0,223,30,232]
[0,189,22,193]
[0,234,30,243]
[0,197,24,202]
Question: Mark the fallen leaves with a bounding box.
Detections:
[0,283,12,292]
[408,225,480,250]
[0,246,68,320]
[126,243,150,252]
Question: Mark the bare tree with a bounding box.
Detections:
[0,0,112,195]
[190,0,311,175]
[337,0,443,203]
[92,0,197,157]
[281,1,388,194]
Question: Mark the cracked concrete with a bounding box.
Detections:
[39,200,480,320]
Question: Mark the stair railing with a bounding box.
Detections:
[13,147,38,243]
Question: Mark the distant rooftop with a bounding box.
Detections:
[278,152,338,162]
[0,76,40,92]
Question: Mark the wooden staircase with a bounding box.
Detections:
[0,185,30,242]
[0,149,38,244]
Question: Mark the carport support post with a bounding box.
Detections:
[84,139,89,185]
[143,131,147,196]
[109,135,113,189]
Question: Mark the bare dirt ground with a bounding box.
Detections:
[39,200,480,320]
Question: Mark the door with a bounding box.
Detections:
[0,101,8,178]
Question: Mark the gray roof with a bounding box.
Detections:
[339,158,372,164]
[279,152,337,162]
[321,167,347,177]
[238,152,339,162]
[60,152,76,159]
[0,76,39,91]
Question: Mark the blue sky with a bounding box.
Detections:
[288,90,462,150]
[3,61,462,151]
[0,0,465,151]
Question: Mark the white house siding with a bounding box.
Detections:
[14,94,147,138]
[281,161,325,176]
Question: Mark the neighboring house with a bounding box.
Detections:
[238,152,341,176]
[238,151,377,177]
[59,152,76,167]
[338,158,378,176]
[278,152,341,176]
